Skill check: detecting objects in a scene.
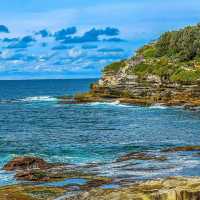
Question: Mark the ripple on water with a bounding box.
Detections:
[1,79,200,185]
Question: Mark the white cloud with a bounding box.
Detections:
[68,48,84,58]
[1,50,12,59]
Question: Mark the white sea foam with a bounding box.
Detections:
[149,103,168,109]
[89,101,132,107]
[21,96,57,102]
[89,101,169,109]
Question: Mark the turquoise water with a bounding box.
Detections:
[100,184,120,189]
[41,178,87,187]
[1,79,200,185]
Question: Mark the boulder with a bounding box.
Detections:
[3,156,50,171]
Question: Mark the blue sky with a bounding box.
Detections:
[0,0,200,79]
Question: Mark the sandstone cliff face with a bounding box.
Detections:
[91,57,200,106]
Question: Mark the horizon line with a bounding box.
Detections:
[0,77,99,81]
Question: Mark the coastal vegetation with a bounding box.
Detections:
[74,23,200,107]
[104,24,200,84]
[103,60,126,74]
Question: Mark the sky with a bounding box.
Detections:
[0,0,200,79]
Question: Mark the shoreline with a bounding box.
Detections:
[58,94,200,111]
[2,145,200,199]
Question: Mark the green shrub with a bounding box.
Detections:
[156,24,200,61]
[132,58,177,79]
[143,47,157,58]
[137,45,157,58]
[32,170,47,179]
[132,62,153,77]
[170,68,200,83]
[103,60,126,74]
[102,23,200,84]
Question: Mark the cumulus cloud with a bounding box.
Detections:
[5,53,37,62]
[5,53,24,60]
[0,25,9,33]
[21,36,36,43]
[62,27,121,43]
[0,49,12,59]
[6,36,36,49]
[0,25,132,78]
[54,27,77,41]
[35,29,50,37]
[7,42,29,49]
[81,27,119,41]
[3,38,19,43]
[68,48,84,58]
[101,27,119,36]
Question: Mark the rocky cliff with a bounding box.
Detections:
[75,24,200,107]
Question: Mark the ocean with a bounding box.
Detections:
[0,79,200,185]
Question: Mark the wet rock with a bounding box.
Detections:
[57,96,73,100]
[80,177,113,191]
[57,96,81,104]
[67,177,200,200]
[15,168,90,182]
[116,152,167,162]
[0,185,65,200]
[3,156,50,171]
[184,104,200,111]
[16,169,50,182]
[3,157,92,183]
[162,146,200,153]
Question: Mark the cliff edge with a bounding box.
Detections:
[76,24,200,107]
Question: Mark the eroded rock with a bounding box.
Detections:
[80,177,113,191]
[16,170,50,182]
[116,152,167,162]
[0,185,65,200]
[3,156,50,171]
[15,168,90,182]
[162,146,200,153]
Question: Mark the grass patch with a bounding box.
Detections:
[171,68,200,83]
[103,60,126,74]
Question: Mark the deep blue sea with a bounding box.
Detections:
[1,79,200,185]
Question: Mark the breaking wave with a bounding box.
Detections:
[149,103,168,109]
[21,96,57,102]
[88,101,132,107]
